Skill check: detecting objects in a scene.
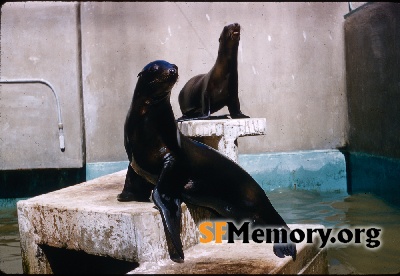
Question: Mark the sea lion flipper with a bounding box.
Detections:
[202,90,211,118]
[177,93,211,121]
[230,113,250,119]
[176,114,210,122]
[117,165,154,202]
[151,153,184,262]
[273,241,297,261]
[272,227,297,261]
[227,94,250,119]
[152,187,184,262]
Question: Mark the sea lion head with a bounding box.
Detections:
[136,60,179,99]
[219,23,241,43]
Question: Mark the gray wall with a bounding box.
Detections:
[81,2,349,163]
[344,2,400,159]
[0,3,84,170]
[1,2,349,169]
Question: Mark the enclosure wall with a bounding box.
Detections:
[1,2,349,169]
[344,2,400,159]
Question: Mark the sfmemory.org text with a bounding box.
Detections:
[199,221,382,249]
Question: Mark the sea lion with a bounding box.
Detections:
[177,23,250,121]
[118,60,296,263]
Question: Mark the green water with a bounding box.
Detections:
[269,189,400,274]
[1,190,400,274]
[0,207,21,274]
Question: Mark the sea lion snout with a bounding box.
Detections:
[139,61,179,86]
[169,67,177,75]
[139,60,178,77]
[168,67,178,79]
[166,65,179,83]
[229,23,241,40]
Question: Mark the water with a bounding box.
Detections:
[1,190,400,274]
[0,207,21,274]
[269,189,400,274]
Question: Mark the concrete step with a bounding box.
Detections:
[17,169,327,274]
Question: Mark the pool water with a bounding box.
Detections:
[0,207,21,274]
[269,189,400,274]
[1,190,400,274]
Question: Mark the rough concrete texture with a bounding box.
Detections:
[0,2,83,169]
[17,169,327,274]
[79,2,348,162]
[344,2,400,159]
[17,170,199,273]
[178,118,266,162]
[129,225,327,274]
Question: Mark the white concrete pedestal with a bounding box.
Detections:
[177,118,266,163]
[17,170,327,274]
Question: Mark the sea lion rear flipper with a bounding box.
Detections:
[273,241,297,261]
[152,187,184,262]
[152,153,184,263]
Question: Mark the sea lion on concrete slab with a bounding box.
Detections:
[118,60,296,263]
[177,23,250,121]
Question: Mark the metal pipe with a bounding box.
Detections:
[0,79,65,152]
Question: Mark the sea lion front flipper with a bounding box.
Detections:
[117,165,154,202]
[227,94,250,119]
[201,90,211,118]
[230,113,250,119]
[152,153,184,263]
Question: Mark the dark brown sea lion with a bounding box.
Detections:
[177,23,250,121]
[118,60,296,263]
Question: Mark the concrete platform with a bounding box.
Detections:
[130,239,327,274]
[177,118,266,162]
[17,169,327,274]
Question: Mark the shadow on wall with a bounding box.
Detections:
[343,2,400,207]
[343,151,400,207]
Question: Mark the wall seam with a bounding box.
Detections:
[76,2,86,168]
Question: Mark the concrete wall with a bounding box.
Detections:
[1,2,349,168]
[343,2,400,207]
[81,2,349,163]
[344,2,400,159]
[0,2,84,169]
